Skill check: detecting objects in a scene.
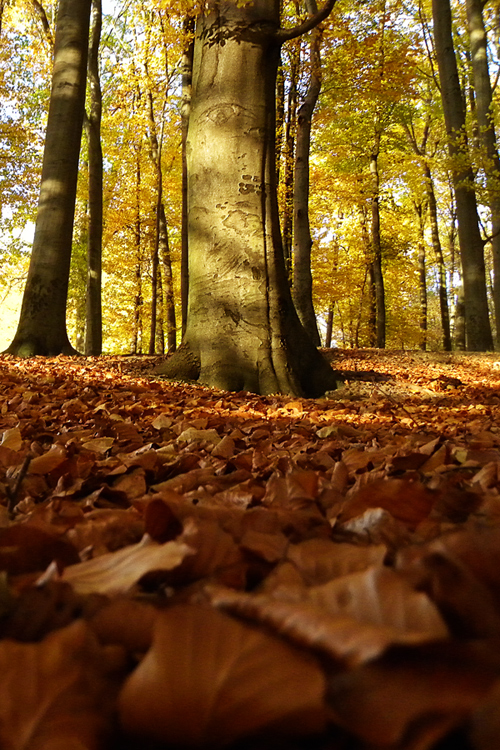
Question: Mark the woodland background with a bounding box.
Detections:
[0,0,493,354]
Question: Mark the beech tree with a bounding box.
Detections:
[6,0,91,356]
[156,0,339,396]
[432,0,493,351]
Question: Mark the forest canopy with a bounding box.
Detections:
[0,0,498,358]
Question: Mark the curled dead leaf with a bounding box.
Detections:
[60,534,193,595]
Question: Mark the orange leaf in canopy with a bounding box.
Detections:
[339,479,436,529]
[60,534,193,595]
[118,604,327,747]
[0,620,123,750]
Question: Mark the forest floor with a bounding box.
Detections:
[1,348,500,749]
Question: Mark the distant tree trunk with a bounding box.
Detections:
[132,152,143,355]
[282,42,299,282]
[275,59,285,182]
[432,0,493,350]
[424,163,451,350]
[84,0,102,356]
[415,201,428,350]
[158,203,177,352]
[156,268,165,354]
[324,302,334,348]
[292,0,321,347]
[370,130,386,348]
[359,205,376,346]
[149,235,159,354]
[181,13,194,337]
[466,0,500,346]
[6,0,91,356]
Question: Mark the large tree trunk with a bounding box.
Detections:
[432,0,493,351]
[84,0,103,356]
[6,0,91,356]
[466,0,500,347]
[156,0,338,397]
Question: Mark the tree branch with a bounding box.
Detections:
[276,0,337,43]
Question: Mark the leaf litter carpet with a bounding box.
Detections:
[1,349,500,749]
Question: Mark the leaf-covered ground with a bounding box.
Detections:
[1,348,500,749]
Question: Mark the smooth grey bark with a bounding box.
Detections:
[292,0,321,347]
[432,0,493,350]
[156,0,339,397]
[466,0,500,346]
[84,0,103,356]
[6,0,91,356]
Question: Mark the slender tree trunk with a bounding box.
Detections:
[282,42,299,282]
[30,0,54,50]
[415,201,428,350]
[155,0,339,396]
[156,268,165,355]
[424,163,451,350]
[432,0,493,350]
[467,0,500,347]
[360,205,376,346]
[292,0,321,346]
[133,152,143,355]
[6,0,91,356]
[84,0,103,356]
[275,58,285,183]
[370,130,386,348]
[149,232,159,354]
[158,202,177,352]
[324,303,334,348]
[181,13,195,337]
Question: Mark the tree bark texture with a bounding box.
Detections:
[6,0,91,356]
[155,0,339,396]
[292,0,321,347]
[466,0,500,346]
[432,0,493,351]
[85,0,103,356]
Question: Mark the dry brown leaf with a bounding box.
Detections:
[1,427,23,451]
[29,446,67,475]
[308,565,448,635]
[208,585,446,667]
[0,620,123,750]
[118,604,327,747]
[286,538,387,585]
[60,534,193,595]
[327,642,497,746]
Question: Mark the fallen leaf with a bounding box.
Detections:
[118,604,327,747]
[60,534,193,595]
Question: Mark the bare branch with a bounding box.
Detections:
[276,0,337,43]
